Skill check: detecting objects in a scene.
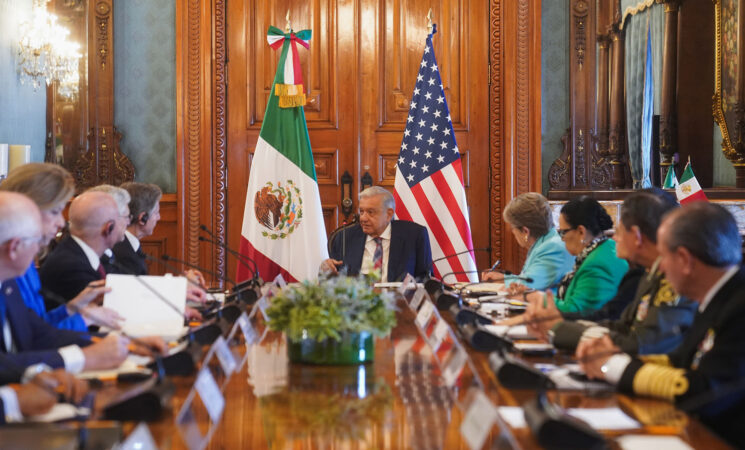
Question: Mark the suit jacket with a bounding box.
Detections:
[16,264,87,332]
[555,268,697,355]
[618,267,745,447]
[329,220,432,281]
[111,238,148,276]
[0,280,91,371]
[39,235,103,304]
[556,239,629,315]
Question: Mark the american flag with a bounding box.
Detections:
[393,25,477,283]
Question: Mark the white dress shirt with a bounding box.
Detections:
[360,223,392,282]
[124,230,141,252]
[71,235,103,271]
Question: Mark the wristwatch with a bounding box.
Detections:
[21,363,52,384]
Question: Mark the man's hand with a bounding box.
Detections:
[524,290,562,339]
[576,334,620,380]
[129,336,167,357]
[81,305,124,329]
[186,283,207,304]
[481,270,504,282]
[67,280,110,312]
[185,306,203,321]
[185,269,207,288]
[82,333,130,370]
[33,369,89,404]
[12,383,56,417]
[320,259,343,275]
[507,283,528,296]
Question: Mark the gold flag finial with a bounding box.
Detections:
[427,9,433,34]
[285,9,292,32]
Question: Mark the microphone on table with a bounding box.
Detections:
[197,235,262,303]
[424,248,491,295]
[160,253,236,288]
[199,225,261,285]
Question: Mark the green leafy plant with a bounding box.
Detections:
[266,273,397,342]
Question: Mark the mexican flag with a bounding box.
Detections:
[662,165,678,189]
[237,26,328,283]
[675,161,708,204]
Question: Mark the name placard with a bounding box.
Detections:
[237,312,258,344]
[212,336,238,376]
[430,318,449,352]
[398,273,416,295]
[460,390,498,450]
[442,347,467,388]
[410,287,428,311]
[415,300,435,329]
[194,368,225,423]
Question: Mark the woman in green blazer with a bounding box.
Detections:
[548,197,629,314]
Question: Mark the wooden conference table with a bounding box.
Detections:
[108,298,731,450]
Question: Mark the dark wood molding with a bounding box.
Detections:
[489,0,503,267]
[213,0,227,286]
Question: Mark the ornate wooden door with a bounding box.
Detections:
[224,0,490,278]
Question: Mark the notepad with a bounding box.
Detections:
[104,274,187,339]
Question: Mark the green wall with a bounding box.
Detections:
[114,0,176,192]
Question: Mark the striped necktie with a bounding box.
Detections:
[373,237,383,271]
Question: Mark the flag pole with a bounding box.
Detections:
[285,9,292,33]
[427,9,433,34]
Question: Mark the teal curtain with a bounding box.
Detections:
[623,3,664,188]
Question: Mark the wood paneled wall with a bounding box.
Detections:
[174,0,542,284]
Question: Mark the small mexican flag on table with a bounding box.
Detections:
[675,161,708,204]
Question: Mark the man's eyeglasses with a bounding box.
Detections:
[557,227,576,238]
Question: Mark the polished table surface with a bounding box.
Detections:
[118,300,731,449]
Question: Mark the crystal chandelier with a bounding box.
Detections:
[17,0,81,92]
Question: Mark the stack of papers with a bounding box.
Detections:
[481,324,534,340]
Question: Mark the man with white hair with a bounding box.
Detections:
[320,186,432,281]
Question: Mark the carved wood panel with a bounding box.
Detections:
[176,0,541,281]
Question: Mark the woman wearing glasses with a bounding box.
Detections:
[542,196,629,314]
[482,193,574,293]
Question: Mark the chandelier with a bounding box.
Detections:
[17,0,81,94]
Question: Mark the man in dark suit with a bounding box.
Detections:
[39,191,126,302]
[321,186,432,281]
[579,202,745,447]
[112,182,162,276]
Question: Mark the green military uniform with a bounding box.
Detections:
[552,262,697,355]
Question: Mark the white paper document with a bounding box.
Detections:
[104,274,187,339]
[616,435,693,450]
[25,403,90,422]
[566,408,641,430]
[498,406,640,431]
[481,324,534,340]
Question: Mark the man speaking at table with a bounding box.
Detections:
[320,186,432,281]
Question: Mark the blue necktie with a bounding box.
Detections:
[0,287,7,352]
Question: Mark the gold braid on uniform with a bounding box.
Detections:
[640,354,671,366]
[652,279,678,306]
[632,364,689,401]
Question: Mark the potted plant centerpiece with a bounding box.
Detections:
[265,273,396,364]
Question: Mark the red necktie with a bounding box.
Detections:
[97,264,106,279]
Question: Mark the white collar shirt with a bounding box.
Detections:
[360,223,392,282]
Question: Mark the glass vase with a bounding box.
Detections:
[287,331,374,365]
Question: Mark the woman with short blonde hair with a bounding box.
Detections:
[483,192,574,292]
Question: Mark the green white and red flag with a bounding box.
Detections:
[237,26,328,283]
[675,161,708,204]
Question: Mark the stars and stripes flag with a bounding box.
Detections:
[393,25,477,283]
